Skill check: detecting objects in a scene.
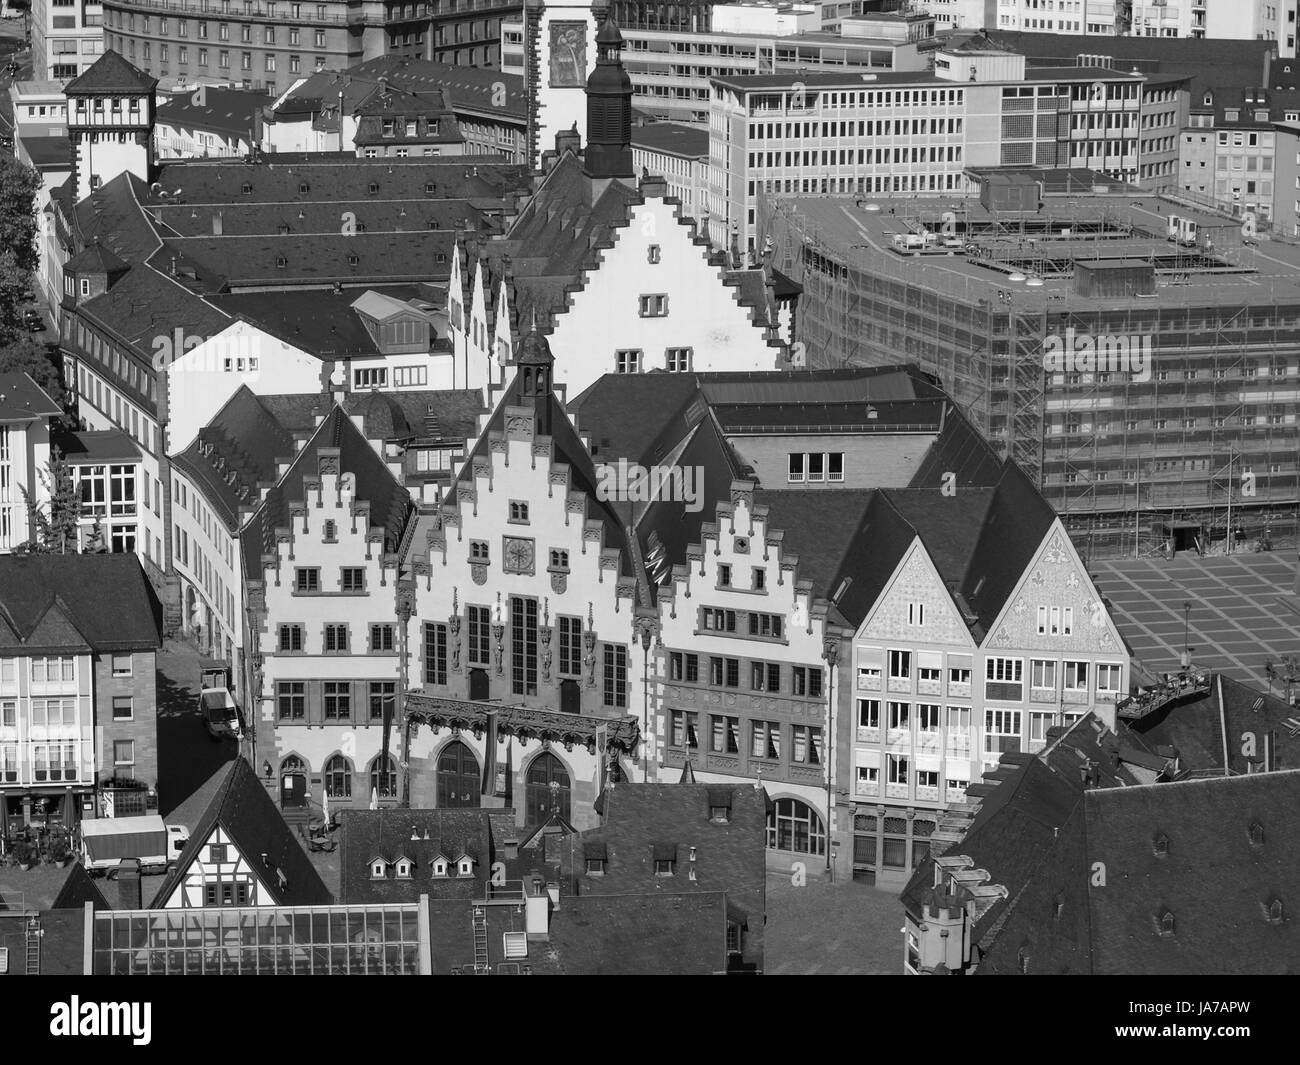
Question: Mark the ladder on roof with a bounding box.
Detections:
[472,906,489,974]
[25,917,41,976]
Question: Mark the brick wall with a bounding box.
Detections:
[94,650,159,791]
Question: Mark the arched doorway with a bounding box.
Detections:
[280,755,308,809]
[437,740,480,808]
[525,751,570,826]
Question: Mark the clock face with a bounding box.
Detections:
[503,537,535,575]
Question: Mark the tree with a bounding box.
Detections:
[0,328,64,403]
[0,154,40,277]
[21,450,83,554]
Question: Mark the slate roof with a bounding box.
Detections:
[18,134,71,170]
[210,288,383,357]
[64,51,157,96]
[569,783,766,966]
[257,388,483,446]
[0,554,161,654]
[425,891,730,975]
[0,372,61,422]
[240,404,413,578]
[150,199,495,238]
[1127,673,1300,776]
[149,757,332,908]
[155,88,263,139]
[348,56,528,121]
[171,386,299,530]
[1085,771,1300,974]
[63,239,131,279]
[337,808,519,904]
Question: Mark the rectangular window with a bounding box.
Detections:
[670,709,700,748]
[788,453,805,483]
[858,699,880,729]
[114,740,135,766]
[603,643,628,708]
[323,681,351,721]
[615,349,642,374]
[111,653,133,677]
[1031,659,1057,690]
[888,650,911,679]
[324,624,349,653]
[638,293,668,317]
[1063,661,1089,691]
[369,682,396,722]
[1096,663,1123,692]
[340,567,365,593]
[112,696,133,721]
[424,623,448,685]
[277,681,305,720]
[791,725,822,764]
[370,624,395,652]
[984,709,1022,757]
[558,616,583,677]
[710,715,740,754]
[751,720,781,760]
[888,701,910,731]
[511,596,539,697]
[294,568,320,593]
[467,605,491,666]
[278,624,303,652]
[665,347,692,372]
[747,612,783,639]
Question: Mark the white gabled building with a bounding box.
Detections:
[845,466,1130,888]
[445,17,790,401]
[150,759,333,909]
[402,331,644,832]
[243,403,413,821]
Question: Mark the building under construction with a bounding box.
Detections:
[761,168,1300,559]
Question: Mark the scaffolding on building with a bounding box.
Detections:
[758,188,1300,560]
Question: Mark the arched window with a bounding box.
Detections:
[766,797,826,856]
[524,751,571,826]
[436,741,480,808]
[370,753,397,799]
[324,754,352,798]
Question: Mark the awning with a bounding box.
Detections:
[918,651,943,670]
[857,646,883,665]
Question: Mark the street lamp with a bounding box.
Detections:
[1181,601,1192,671]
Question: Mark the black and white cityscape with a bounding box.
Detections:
[0,0,1297,994]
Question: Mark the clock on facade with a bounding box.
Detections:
[503,537,536,575]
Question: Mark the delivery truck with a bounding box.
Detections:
[200,661,242,740]
[80,815,190,877]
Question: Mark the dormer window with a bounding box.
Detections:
[276,256,287,268]
[370,859,386,879]
[654,859,675,876]
[368,182,380,195]
[395,859,412,879]
[1158,910,1176,936]
[347,254,359,266]
[458,858,473,876]
[1267,898,1284,923]
[241,182,252,194]
[425,181,437,195]
[707,786,731,823]
[1248,821,1265,848]
[299,182,310,194]
[585,858,606,875]
[584,841,607,875]
[1152,832,1169,857]
[653,843,677,876]
[79,278,90,297]
[432,858,448,877]
[710,805,730,823]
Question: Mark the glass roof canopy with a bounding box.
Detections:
[92,902,429,975]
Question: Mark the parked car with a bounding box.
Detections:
[200,661,242,740]
[23,309,45,332]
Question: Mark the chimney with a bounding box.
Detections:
[638,168,668,199]
[116,859,143,910]
[554,124,581,158]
